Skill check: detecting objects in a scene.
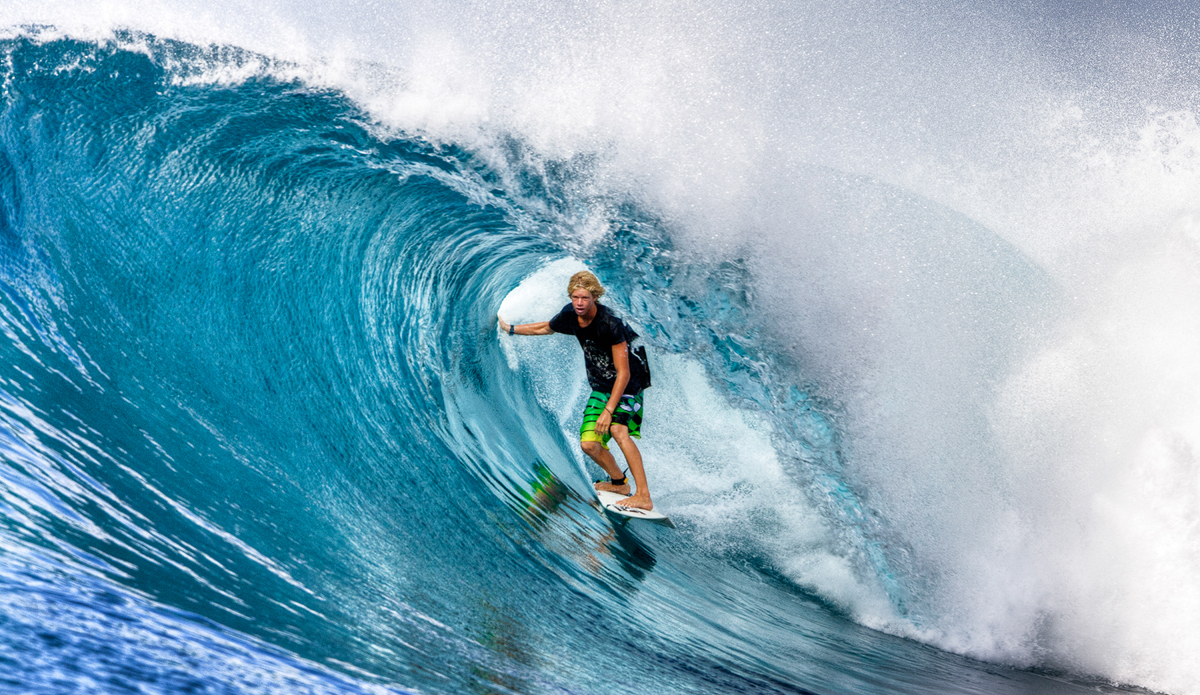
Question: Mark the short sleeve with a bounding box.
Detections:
[547,305,575,334]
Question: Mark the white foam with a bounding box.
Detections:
[8,1,1200,690]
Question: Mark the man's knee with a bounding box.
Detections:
[581,440,605,458]
[609,424,631,443]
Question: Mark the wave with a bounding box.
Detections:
[0,13,1198,695]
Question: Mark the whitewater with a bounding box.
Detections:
[1,0,1198,693]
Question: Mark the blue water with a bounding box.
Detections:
[0,28,1187,695]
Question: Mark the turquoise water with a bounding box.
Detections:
[1,7,1198,694]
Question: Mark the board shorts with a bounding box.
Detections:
[580,390,643,450]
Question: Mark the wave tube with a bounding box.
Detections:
[1,2,1199,692]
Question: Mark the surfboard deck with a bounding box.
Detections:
[596,490,675,528]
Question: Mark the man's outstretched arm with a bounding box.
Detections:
[498,316,554,336]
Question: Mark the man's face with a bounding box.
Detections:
[571,289,595,315]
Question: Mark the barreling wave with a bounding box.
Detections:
[0,33,854,693]
[0,30,1187,695]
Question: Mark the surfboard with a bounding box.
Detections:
[596,490,675,528]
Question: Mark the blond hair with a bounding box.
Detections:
[567,271,605,299]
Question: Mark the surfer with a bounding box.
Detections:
[498,271,655,511]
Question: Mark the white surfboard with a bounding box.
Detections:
[596,490,675,528]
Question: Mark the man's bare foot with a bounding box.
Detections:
[594,481,631,495]
[615,491,653,511]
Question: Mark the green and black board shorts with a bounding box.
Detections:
[580,390,643,450]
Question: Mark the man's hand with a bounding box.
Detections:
[497,315,511,333]
[594,408,612,436]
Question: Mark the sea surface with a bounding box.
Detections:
[1,2,1199,694]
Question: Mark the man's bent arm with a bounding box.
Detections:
[604,342,631,414]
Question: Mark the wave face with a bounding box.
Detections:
[1,4,1199,694]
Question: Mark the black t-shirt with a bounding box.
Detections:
[549,303,645,395]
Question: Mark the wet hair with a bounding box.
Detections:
[567,271,605,299]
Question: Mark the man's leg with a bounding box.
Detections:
[580,391,631,494]
[609,425,653,510]
[583,440,631,495]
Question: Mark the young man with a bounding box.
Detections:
[498,271,654,511]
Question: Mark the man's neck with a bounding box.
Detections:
[577,303,599,327]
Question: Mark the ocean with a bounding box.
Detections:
[1,2,1198,693]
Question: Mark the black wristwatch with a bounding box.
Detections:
[508,324,515,335]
